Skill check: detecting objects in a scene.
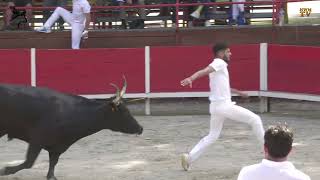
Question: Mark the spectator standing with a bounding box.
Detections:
[36,0,91,49]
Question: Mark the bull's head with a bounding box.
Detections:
[108,76,143,135]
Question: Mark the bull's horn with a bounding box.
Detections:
[119,75,127,98]
[110,83,121,104]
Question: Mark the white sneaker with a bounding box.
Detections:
[81,30,88,39]
[35,26,51,33]
[181,153,190,171]
[190,10,200,19]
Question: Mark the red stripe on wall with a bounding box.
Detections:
[268,45,320,95]
[36,48,145,94]
[0,49,30,85]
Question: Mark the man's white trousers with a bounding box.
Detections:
[44,7,85,49]
[188,100,264,163]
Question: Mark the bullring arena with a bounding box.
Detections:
[1,0,320,179]
[0,41,319,180]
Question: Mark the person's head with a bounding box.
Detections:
[264,125,293,161]
[212,42,231,62]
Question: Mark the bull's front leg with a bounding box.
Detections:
[0,144,41,175]
[46,151,61,180]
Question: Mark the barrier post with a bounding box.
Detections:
[31,48,36,87]
[145,46,151,115]
[259,43,269,112]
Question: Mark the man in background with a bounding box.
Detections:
[36,0,91,49]
[238,125,310,180]
[3,0,32,29]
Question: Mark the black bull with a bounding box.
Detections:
[0,79,143,180]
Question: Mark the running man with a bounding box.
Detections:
[180,42,265,171]
[36,0,91,49]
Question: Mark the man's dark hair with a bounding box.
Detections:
[212,42,229,55]
[264,125,293,158]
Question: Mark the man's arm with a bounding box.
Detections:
[181,66,215,88]
[231,88,248,98]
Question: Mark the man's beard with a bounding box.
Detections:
[222,55,230,63]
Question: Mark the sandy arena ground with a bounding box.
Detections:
[0,98,319,180]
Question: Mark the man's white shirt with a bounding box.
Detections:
[238,159,311,180]
[209,58,231,102]
[72,0,91,24]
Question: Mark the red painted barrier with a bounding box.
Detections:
[150,46,212,92]
[0,44,318,97]
[150,45,260,92]
[36,48,145,94]
[229,44,260,91]
[268,45,320,95]
[0,49,30,85]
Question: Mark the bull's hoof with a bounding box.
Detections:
[0,167,7,176]
[47,176,58,180]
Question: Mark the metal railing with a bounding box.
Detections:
[0,0,314,30]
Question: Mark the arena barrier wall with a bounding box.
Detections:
[150,44,260,93]
[0,44,319,114]
[0,49,31,85]
[268,44,320,95]
[35,48,145,94]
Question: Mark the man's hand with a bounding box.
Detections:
[231,88,249,98]
[180,77,193,88]
[82,30,88,40]
[239,91,249,98]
